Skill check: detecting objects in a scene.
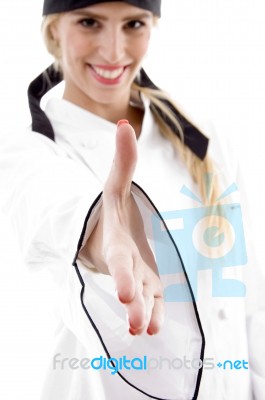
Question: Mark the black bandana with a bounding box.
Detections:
[43,0,161,17]
[28,65,209,160]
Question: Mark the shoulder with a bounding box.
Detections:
[0,127,61,155]
[0,127,91,183]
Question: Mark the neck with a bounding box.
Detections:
[63,88,144,137]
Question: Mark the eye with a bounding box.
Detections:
[125,20,145,30]
[79,18,99,28]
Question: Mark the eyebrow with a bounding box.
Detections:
[71,10,152,21]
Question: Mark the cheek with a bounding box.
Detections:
[61,34,88,66]
[134,34,151,61]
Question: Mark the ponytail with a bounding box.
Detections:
[132,82,219,205]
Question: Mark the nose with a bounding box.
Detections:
[98,27,126,64]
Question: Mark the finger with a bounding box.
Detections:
[143,284,155,329]
[129,284,154,336]
[147,296,165,335]
[126,280,146,332]
[108,253,135,304]
[105,120,137,197]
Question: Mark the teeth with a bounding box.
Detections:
[93,66,124,80]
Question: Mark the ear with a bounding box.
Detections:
[49,19,60,42]
[45,17,62,59]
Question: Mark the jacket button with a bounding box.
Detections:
[218,309,227,320]
[81,139,97,149]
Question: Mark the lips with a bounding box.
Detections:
[92,65,124,79]
[89,64,126,84]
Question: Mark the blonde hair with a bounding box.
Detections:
[42,15,219,206]
[42,15,62,70]
[132,83,220,205]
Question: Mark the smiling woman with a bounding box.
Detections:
[0,1,265,400]
[45,3,153,127]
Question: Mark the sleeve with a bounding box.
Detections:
[205,121,265,399]
[0,131,102,270]
[0,130,205,400]
[236,168,265,400]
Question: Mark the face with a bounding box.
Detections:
[51,2,153,111]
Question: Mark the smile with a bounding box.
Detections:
[92,65,124,79]
[89,64,126,84]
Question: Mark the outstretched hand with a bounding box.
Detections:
[81,120,164,335]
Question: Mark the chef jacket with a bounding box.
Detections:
[0,94,264,400]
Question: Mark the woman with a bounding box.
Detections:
[0,0,264,399]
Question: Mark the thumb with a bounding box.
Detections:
[105,120,138,197]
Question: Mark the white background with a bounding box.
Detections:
[0,1,265,398]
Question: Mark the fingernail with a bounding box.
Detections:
[117,119,129,127]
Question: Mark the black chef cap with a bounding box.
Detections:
[43,0,161,17]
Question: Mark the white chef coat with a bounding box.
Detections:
[0,94,264,399]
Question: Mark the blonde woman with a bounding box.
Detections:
[0,1,263,399]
